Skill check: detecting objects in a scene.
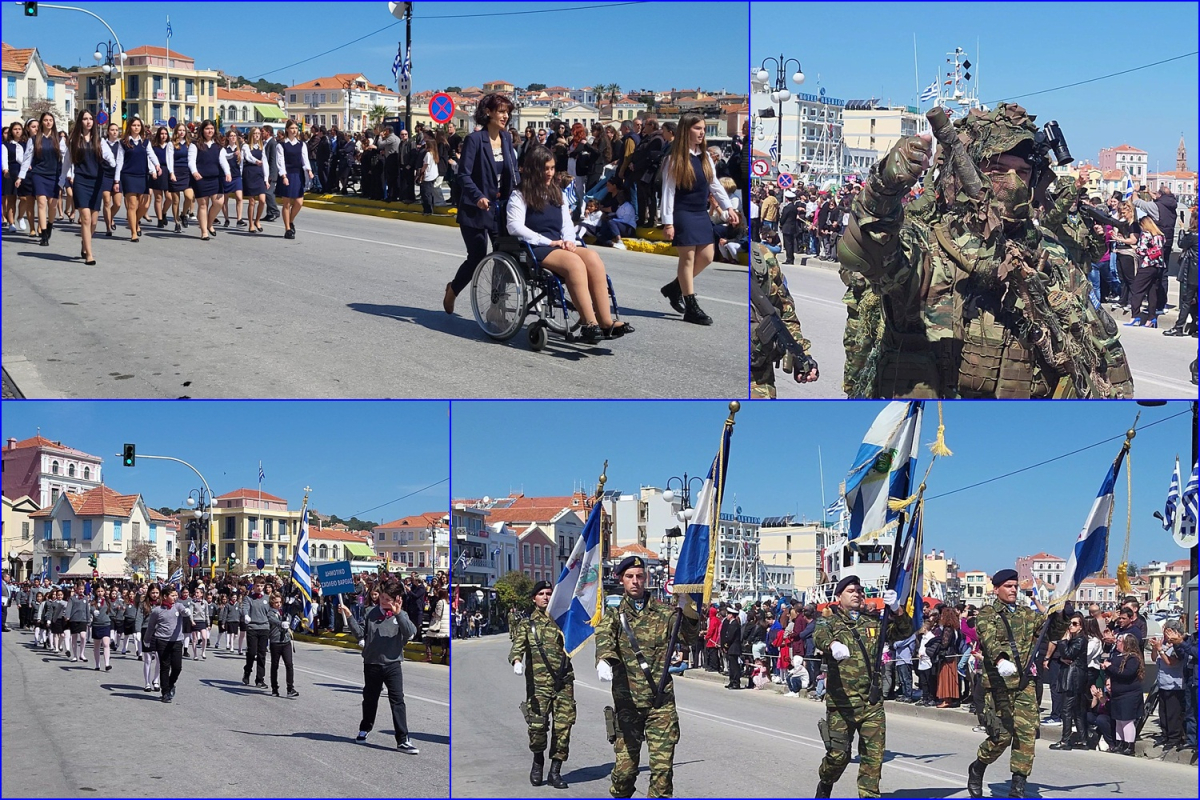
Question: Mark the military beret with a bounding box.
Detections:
[991,569,1019,587]
[615,555,646,576]
[834,575,861,596]
[530,580,552,597]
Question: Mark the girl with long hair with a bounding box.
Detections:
[148,126,171,228]
[15,111,67,246]
[145,585,189,703]
[419,131,440,215]
[47,587,66,654]
[1117,208,1167,327]
[15,118,39,235]
[508,145,632,343]
[32,590,47,648]
[115,116,160,242]
[934,606,962,708]
[2,120,26,231]
[241,127,269,232]
[1049,612,1088,750]
[100,121,124,238]
[659,113,737,325]
[89,586,114,671]
[138,584,162,692]
[190,586,211,660]
[120,588,139,656]
[64,109,113,264]
[1164,207,1197,337]
[220,128,245,228]
[273,119,313,239]
[1102,633,1145,755]
[166,123,194,233]
[65,582,90,662]
[189,120,231,240]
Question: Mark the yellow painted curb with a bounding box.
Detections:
[305,199,461,227]
[293,632,448,664]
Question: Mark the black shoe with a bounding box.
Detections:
[46,222,53,241]
[161,694,172,703]
[967,759,986,798]
[255,681,268,689]
[530,752,545,786]
[174,222,182,233]
[242,674,250,686]
[236,220,246,227]
[603,322,633,339]
[355,730,369,743]
[660,279,685,314]
[547,759,568,789]
[284,228,295,240]
[682,294,713,326]
[287,689,299,698]
[182,216,189,229]
[223,219,230,227]
[1163,326,1188,336]
[272,688,280,696]
[579,323,602,344]
[814,781,833,798]
[1049,740,1072,750]
[1008,773,1027,798]
[158,219,167,228]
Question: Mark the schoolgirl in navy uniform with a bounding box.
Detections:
[63,109,115,265]
[99,122,124,238]
[14,119,39,236]
[188,119,231,241]
[114,116,161,242]
[58,130,76,224]
[241,126,270,232]
[659,113,737,326]
[149,126,171,228]
[166,123,194,233]
[273,119,313,239]
[3,121,27,232]
[15,111,67,247]
[220,128,245,228]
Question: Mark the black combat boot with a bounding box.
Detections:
[1008,773,1027,798]
[682,294,713,326]
[967,759,987,798]
[546,759,568,789]
[529,752,544,787]
[660,279,685,314]
[814,780,833,798]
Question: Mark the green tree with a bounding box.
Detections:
[368,104,389,126]
[494,571,534,615]
[125,540,158,578]
[444,86,463,94]
[526,83,546,92]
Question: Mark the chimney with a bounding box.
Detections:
[940,550,945,559]
[6,437,15,450]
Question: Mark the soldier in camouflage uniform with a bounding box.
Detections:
[595,555,698,798]
[968,569,1046,799]
[813,575,913,798]
[837,102,1133,399]
[750,242,819,398]
[510,581,575,789]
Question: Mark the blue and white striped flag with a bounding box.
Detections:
[672,412,736,617]
[291,506,314,629]
[548,501,604,656]
[166,16,173,39]
[919,78,938,102]
[1164,456,1183,531]
[1184,458,1199,525]
[167,566,183,587]
[1122,174,1135,201]
[401,46,411,81]
[392,44,403,81]
[845,402,923,542]
[768,141,779,164]
[1051,448,1127,607]
[825,495,846,517]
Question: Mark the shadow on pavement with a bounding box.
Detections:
[409,731,450,746]
[12,250,79,263]
[313,681,363,694]
[885,788,962,798]
[561,761,616,785]
[884,750,955,762]
[198,677,274,697]
[107,691,166,702]
[232,729,400,752]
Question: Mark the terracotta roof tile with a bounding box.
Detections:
[2,44,35,73]
[375,512,447,530]
[1028,552,1064,562]
[1110,144,1147,153]
[311,528,374,543]
[216,488,287,503]
[6,434,95,458]
[29,485,144,518]
[610,543,660,560]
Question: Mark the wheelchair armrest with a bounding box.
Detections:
[495,236,525,256]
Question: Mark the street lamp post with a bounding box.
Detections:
[118,451,216,580]
[92,40,124,120]
[662,473,704,595]
[755,55,804,171]
[185,488,214,581]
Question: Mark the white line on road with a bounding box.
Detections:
[300,228,463,258]
[291,663,450,707]
[794,292,846,310]
[1130,370,1196,394]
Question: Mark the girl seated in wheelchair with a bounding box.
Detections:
[507,144,633,343]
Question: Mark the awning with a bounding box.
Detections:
[254,103,286,121]
[60,553,128,580]
[343,542,376,559]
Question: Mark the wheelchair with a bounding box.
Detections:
[469,235,621,351]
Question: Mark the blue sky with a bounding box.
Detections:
[2,401,449,523]
[4,1,746,94]
[752,1,1199,178]
[452,400,1197,574]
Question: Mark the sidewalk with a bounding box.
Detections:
[293,629,448,665]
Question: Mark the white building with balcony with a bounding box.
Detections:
[3,42,74,130]
[285,73,401,132]
[3,434,103,511]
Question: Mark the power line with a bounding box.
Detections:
[984,51,1198,105]
[350,477,448,518]
[926,409,1192,503]
[252,2,647,80]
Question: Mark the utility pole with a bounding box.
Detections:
[404,3,412,136]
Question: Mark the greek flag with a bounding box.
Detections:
[672,413,736,617]
[167,567,183,587]
[919,78,938,102]
[291,506,314,629]
[768,141,779,163]
[1185,458,1199,524]
[548,502,604,656]
[1164,456,1182,531]
[392,44,403,81]
[1122,174,1135,201]
[258,462,265,483]
[844,402,923,541]
[825,496,846,517]
[888,498,924,630]
[1051,448,1127,607]
[401,46,411,81]
[188,539,197,554]
[166,17,172,39]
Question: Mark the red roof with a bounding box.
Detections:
[2,43,35,73]
[29,485,142,519]
[5,434,97,458]
[216,488,287,503]
[485,507,581,525]
[1028,552,1064,562]
[310,528,372,543]
[124,45,192,61]
[1109,144,1147,154]
[610,543,659,560]
[375,512,446,530]
[219,87,280,103]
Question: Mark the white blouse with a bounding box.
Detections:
[660,146,732,226]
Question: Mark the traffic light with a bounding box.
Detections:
[211,548,218,565]
[23,2,37,17]
[122,443,136,466]
[120,101,128,122]
[88,554,98,568]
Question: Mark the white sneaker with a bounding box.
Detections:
[152,681,160,690]
[1098,738,1110,752]
[612,240,627,250]
[785,691,800,697]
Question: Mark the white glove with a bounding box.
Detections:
[996,659,1019,677]
[882,589,900,611]
[513,660,524,676]
[829,641,851,661]
[597,661,613,682]
[244,614,251,624]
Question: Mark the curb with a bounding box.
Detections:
[293,632,448,665]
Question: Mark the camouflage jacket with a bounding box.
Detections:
[1039,178,1107,269]
[509,607,574,687]
[975,599,1044,692]
[750,243,812,390]
[596,594,697,708]
[813,606,913,707]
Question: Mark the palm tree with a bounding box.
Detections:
[368,104,389,126]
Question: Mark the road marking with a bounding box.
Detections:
[301,228,463,258]
[1130,370,1196,395]
[291,663,450,707]
[794,292,846,310]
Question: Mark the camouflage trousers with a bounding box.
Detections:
[525,683,576,761]
[977,684,1038,776]
[609,701,680,798]
[818,701,887,798]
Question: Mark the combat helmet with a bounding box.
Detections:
[954,103,1039,164]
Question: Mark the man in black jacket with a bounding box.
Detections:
[721,606,743,689]
[397,128,416,203]
[1155,186,1179,312]
[779,190,801,264]
[817,196,839,260]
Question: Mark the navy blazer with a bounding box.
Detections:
[457,128,519,230]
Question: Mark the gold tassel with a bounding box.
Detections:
[1116,562,1131,597]
[888,494,919,512]
[928,401,953,457]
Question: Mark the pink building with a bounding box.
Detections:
[3,434,103,509]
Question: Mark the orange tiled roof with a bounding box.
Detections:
[1028,552,1064,562]
[216,488,287,503]
[485,507,581,525]
[1110,144,1146,154]
[30,485,143,518]
[375,512,446,530]
[218,87,279,103]
[311,528,373,543]
[610,543,660,560]
[6,434,95,458]
[125,45,193,60]
[2,43,35,73]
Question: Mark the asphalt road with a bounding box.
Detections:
[1,628,449,798]
[450,633,1196,798]
[775,258,1197,400]
[1,211,747,399]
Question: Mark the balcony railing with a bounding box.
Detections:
[42,539,75,551]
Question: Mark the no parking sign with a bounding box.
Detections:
[778,173,794,190]
[428,93,455,125]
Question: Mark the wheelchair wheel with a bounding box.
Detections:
[528,321,548,352]
[536,289,581,336]
[471,252,526,341]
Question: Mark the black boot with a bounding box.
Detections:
[1049,738,1072,750]
[1008,773,1027,798]
[967,759,987,798]
[660,279,685,314]
[530,752,544,787]
[814,780,833,798]
[38,226,50,246]
[682,294,713,326]
[546,759,568,789]
[45,222,53,241]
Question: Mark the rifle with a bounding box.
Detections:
[750,279,817,376]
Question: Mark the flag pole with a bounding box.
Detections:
[165,16,170,123]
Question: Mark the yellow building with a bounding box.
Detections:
[757,520,835,598]
[842,105,924,162]
[77,45,221,126]
[1143,559,1191,608]
[211,488,301,575]
[962,569,989,603]
[3,494,39,581]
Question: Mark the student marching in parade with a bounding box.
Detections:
[100,121,124,238]
[15,111,68,247]
[659,113,737,325]
[241,127,270,232]
[89,587,114,671]
[220,593,239,652]
[32,591,47,648]
[149,125,171,228]
[242,580,271,688]
[338,578,419,754]
[166,123,194,233]
[47,587,66,654]
[63,582,91,662]
[63,109,116,265]
[3,121,26,232]
[220,128,245,228]
[14,118,39,236]
[145,585,190,703]
[138,584,162,692]
[189,119,231,241]
[120,588,139,656]
[273,119,313,239]
[267,592,298,698]
[190,583,211,660]
[115,116,161,242]
[178,585,194,657]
